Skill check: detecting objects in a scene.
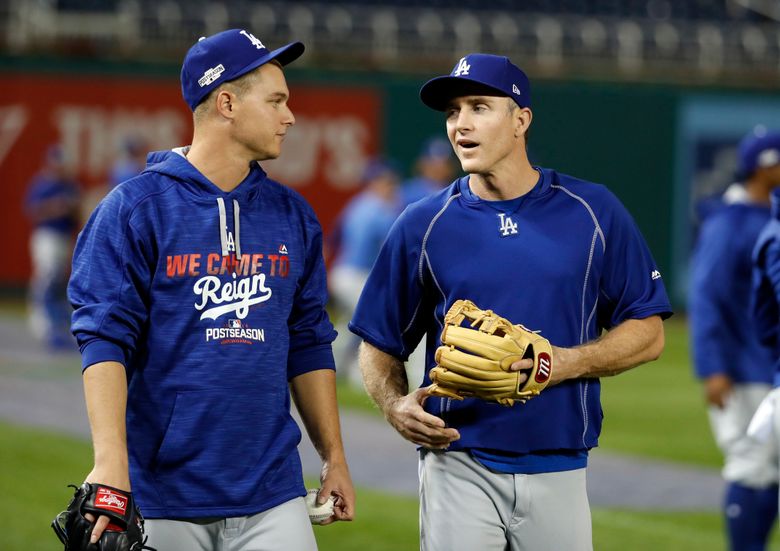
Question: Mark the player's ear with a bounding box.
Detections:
[214,89,237,120]
[514,106,532,139]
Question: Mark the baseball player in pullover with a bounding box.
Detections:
[351,53,671,550]
[68,29,354,550]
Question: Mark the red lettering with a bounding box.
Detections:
[267,254,279,276]
[251,253,263,274]
[166,255,188,277]
[279,256,290,277]
[238,255,251,276]
[188,254,201,276]
[219,254,240,274]
[207,253,220,275]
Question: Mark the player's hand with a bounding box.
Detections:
[704,374,733,409]
[386,387,460,449]
[83,466,131,543]
[318,458,355,524]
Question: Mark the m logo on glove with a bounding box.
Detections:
[428,299,554,406]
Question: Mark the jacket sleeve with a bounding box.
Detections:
[688,213,740,379]
[68,191,153,372]
[753,229,780,351]
[286,207,337,379]
[597,191,672,330]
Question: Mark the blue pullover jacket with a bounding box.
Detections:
[689,184,775,384]
[69,149,336,518]
[350,169,671,457]
[753,187,780,382]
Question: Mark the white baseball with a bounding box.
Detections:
[305,489,335,525]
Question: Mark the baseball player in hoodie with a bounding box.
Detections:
[68,29,355,550]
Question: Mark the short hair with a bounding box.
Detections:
[193,69,261,122]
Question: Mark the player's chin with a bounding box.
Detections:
[257,146,282,161]
[459,158,485,174]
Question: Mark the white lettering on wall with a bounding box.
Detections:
[54,106,187,177]
[264,115,371,191]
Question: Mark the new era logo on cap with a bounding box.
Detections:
[180,29,305,111]
[419,53,531,111]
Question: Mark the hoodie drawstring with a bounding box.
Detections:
[233,200,242,260]
[216,198,242,261]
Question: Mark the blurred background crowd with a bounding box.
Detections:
[5,0,779,353]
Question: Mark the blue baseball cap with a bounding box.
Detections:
[362,158,400,183]
[737,128,780,180]
[420,53,531,111]
[419,137,453,160]
[181,29,304,111]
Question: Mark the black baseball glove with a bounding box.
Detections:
[52,483,155,551]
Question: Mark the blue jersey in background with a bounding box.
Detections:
[689,184,775,384]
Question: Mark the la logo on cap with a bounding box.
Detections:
[453,57,471,76]
[240,30,265,49]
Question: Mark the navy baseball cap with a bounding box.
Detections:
[737,129,780,179]
[181,29,305,111]
[419,137,453,160]
[420,53,531,111]
[362,158,400,183]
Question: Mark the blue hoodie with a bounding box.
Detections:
[752,187,780,382]
[689,184,775,384]
[69,149,336,519]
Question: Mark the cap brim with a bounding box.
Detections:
[231,41,305,83]
[268,41,305,66]
[420,76,510,111]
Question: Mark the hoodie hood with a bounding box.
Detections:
[143,147,267,203]
[142,147,269,260]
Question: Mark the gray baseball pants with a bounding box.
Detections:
[143,496,317,551]
[419,449,593,551]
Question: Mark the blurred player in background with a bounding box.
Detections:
[400,136,457,207]
[68,29,354,550]
[398,138,457,388]
[109,135,148,189]
[689,128,780,551]
[751,138,780,548]
[329,158,401,387]
[351,53,671,550]
[24,144,80,350]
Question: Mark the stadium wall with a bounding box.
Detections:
[4,56,780,308]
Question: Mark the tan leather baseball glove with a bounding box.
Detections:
[428,299,554,406]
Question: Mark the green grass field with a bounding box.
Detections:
[1,315,774,550]
[0,422,750,551]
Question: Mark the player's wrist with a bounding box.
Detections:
[321,449,348,467]
[382,392,406,418]
[87,462,131,491]
[550,345,591,382]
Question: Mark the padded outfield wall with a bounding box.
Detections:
[3,56,779,308]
